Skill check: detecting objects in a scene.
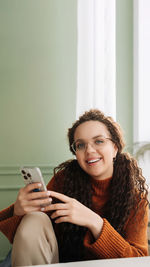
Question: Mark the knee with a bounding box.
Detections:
[14,212,51,242]
[12,212,59,266]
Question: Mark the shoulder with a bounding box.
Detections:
[47,169,65,192]
[47,159,80,192]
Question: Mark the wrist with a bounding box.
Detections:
[88,213,103,240]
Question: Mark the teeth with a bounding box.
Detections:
[87,159,100,164]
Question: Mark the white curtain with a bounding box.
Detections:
[76,0,116,119]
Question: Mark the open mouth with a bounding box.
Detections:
[86,158,102,165]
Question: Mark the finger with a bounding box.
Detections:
[49,191,71,203]
[27,190,51,200]
[54,216,69,224]
[48,203,68,211]
[24,206,43,214]
[24,183,43,193]
[30,197,52,207]
[17,200,42,214]
[40,203,67,212]
[50,209,69,219]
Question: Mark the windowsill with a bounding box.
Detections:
[20,256,150,267]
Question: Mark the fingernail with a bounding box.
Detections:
[46,191,51,196]
[38,183,42,187]
[41,207,45,211]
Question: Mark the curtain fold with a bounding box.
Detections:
[76,0,116,119]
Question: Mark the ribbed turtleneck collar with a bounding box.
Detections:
[91,176,112,193]
[90,176,112,215]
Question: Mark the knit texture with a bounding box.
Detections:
[0,173,148,259]
[0,204,23,243]
[83,177,148,258]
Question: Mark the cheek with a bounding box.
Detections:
[76,154,85,168]
[112,146,118,158]
[103,147,117,161]
[76,154,82,163]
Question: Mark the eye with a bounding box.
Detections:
[76,142,85,150]
[95,139,104,145]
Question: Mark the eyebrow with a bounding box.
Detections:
[75,135,107,143]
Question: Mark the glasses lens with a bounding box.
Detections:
[72,142,84,152]
[73,141,86,152]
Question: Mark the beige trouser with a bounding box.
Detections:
[11,212,59,266]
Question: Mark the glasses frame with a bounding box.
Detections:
[71,136,112,154]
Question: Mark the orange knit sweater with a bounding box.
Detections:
[0,173,148,259]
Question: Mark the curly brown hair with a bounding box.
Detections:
[53,109,148,262]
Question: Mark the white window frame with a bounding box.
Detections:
[133,0,150,143]
[134,0,150,185]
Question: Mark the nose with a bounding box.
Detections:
[85,142,96,153]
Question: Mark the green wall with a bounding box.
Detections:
[116,0,133,152]
[0,0,77,167]
[0,0,134,262]
[0,0,77,261]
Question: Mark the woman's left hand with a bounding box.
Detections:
[43,190,103,239]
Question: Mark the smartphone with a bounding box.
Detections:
[20,167,47,192]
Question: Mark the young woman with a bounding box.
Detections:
[0,109,149,266]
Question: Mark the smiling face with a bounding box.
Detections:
[74,120,118,181]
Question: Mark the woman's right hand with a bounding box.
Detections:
[14,183,52,216]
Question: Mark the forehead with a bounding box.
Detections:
[74,120,110,140]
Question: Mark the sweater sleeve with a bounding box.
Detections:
[0,204,23,243]
[84,200,148,258]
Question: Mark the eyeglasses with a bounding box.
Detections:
[71,136,112,153]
